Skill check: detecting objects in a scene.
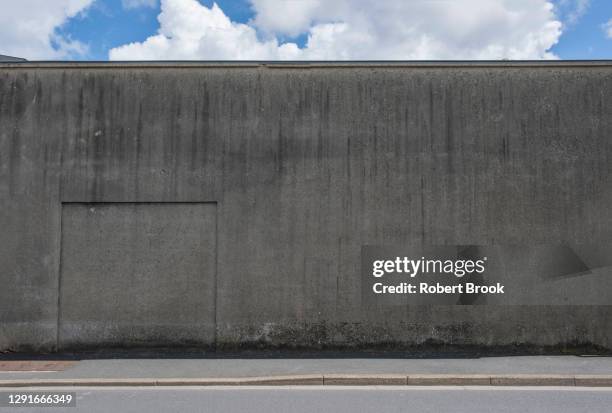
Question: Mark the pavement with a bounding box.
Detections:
[0,356,611,387]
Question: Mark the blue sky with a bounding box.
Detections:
[2,0,611,60]
[551,0,612,58]
[59,0,260,59]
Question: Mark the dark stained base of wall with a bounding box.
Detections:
[2,63,612,353]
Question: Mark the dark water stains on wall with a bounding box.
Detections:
[1,63,612,352]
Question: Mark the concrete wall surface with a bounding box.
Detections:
[1,61,612,352]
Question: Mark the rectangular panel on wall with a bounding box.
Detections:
[58,202,217,348]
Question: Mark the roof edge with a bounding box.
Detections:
[0,54,27,62]
[1,60,612,69]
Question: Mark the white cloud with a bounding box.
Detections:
[110,0,563,60]
[251,0,320,38]
[122,0,157,9]
[570,0,590,23]
[604,19,612,39]
[0,0,93,60]
[557,0,590,25]
[110,0,299,59]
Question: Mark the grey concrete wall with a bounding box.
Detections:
[1,62,612,352]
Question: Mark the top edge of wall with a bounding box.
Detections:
[2,60,612,69]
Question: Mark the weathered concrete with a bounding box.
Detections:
[58,203,217,347]
[1,61,612,352]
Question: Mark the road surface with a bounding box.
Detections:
[2,386,611,413]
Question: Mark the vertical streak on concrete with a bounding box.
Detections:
[1,63,612,351]
[214,201,219,350]
[55,74,66,352]
[55,205,64,351]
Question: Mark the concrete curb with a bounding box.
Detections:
[490,375,575,386]
[323,374,407,385]
[1,374,612,387]
[408,374,491,386]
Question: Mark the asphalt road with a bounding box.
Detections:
[2,386,611,413]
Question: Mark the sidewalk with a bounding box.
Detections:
[1,356,611,387]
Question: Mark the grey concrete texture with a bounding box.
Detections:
[1,62,612,351]
[2,356,612,380]
[4,375,612,387]
[59,203,217,347]
[2,356,612,387]
[0,356,612,388]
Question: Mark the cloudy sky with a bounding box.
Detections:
[0,0,610,60]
